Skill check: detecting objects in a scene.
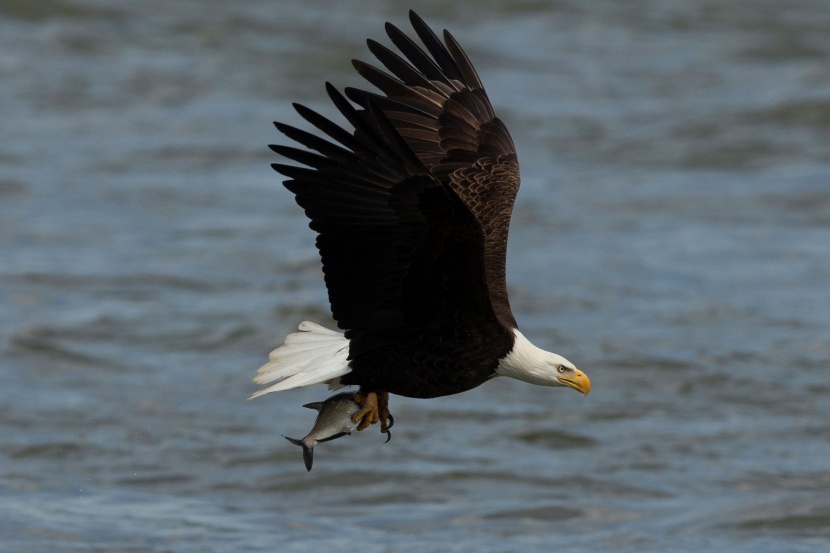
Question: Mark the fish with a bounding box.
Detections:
[284,392,394,471]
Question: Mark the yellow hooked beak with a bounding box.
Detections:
[558,369,591,395]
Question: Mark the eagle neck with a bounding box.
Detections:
[494,329,556,386]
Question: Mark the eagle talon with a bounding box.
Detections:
[382,413,394,443]
[351,391,392,434]
[351,391,378,431]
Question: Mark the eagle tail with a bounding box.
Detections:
[249,321,351,398]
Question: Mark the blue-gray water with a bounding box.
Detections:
[2,1,829,552]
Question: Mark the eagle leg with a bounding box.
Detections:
[352,390,391,435]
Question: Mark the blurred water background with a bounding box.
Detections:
[2,1,830,551]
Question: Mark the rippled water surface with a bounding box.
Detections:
[2,1,830,551]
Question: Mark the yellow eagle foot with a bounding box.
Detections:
[352,391,393,441]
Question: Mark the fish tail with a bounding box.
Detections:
[284,436,314,471]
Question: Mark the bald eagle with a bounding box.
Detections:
[252,10,590,434]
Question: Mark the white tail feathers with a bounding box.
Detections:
[249,321,351,399]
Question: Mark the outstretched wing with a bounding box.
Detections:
[344,10,520,328]
[271,84,510,358]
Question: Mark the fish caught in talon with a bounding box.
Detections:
[284,392,394,471]
[284,393,359,471]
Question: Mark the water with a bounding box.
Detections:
[2,1,830,551]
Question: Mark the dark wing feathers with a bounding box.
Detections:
[272,11,521,380]
[407,11,466,85]
[384,20,457,88]
[272,82,503,349]
[442,30,487,94]
[358,10,521,327]
[366,39,434,91]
